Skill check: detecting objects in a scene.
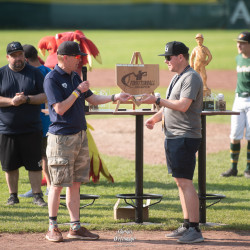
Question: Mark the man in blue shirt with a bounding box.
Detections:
[44,41,131,242]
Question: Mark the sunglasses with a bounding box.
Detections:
[165,55,173,61]
[74,55,81,59]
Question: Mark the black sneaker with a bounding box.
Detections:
[33,193,47,207]
[221,168,238,177]
[7,194,19,205]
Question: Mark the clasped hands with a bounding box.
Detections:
[12,92,28,106]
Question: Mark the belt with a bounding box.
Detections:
[237,92,250,98]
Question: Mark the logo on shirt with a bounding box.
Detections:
[62,83,67,88]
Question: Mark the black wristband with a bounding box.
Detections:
[26,96,30,104]
[111,94,115,102]
[75,88,81,95]
[155,97,161,105]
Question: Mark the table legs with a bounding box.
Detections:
[198,115,207,223]
[135,115,143,223]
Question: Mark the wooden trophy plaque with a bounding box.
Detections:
[115,52,159,111]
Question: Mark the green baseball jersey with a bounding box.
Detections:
[236,54,250,93]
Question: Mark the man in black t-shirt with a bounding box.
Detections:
[0,41,47,206]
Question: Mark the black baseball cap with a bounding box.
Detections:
[57,41,87,56]
[235,31,250,43]
[23,44,38,59]
[6,41,24,55]
[159,41,189,56]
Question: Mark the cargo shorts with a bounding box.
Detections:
[46,131,90,187]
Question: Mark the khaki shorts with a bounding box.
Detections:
[46,131,90,187]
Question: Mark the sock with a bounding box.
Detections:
[189,222,200,232]
[49,216,58,231]
[10,193,17,197]
[230,143,240,171]
[70,221,81,231]
[183,219,189,229]
[246,142,250,171]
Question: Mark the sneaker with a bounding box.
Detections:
[33,193,47,207]
[177,227,204,244]
[67,227,99,240]
[244,170,250,178]
[221,168,238,177]
[45,227,63,242]
[165,225,188,238]
[19,189,33,198]
[7,194,19,205]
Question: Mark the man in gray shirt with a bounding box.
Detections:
[141,41,203,244]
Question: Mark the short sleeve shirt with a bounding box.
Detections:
[44,65,93,135]
[0,64,44,134]
[164,67,203,139]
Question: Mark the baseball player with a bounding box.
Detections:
[221,31,250,178]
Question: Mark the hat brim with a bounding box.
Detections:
[7,49,24,55]
[158,53,173,56]
[234,39,249,43]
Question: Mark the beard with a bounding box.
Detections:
[12,60,25,71]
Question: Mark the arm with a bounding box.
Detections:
[190,49,196,68]
[142,94,192,113]
[52,80,90,116]
[86,92,132,106]
[145,107,163,130]
[0,92,46,107]
[205,47,212,66]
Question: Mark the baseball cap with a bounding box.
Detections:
[6,41,24,55]
[235,31,250,43]
[23,44,38,59]
[195,33,204,39]
[57,41,87,56]
[159,41,189,57]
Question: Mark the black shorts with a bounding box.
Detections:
[165,137,201,180]
[0,131,43,172]
[42,137,47,157]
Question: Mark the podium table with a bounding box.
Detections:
[88,110,162,223]
[87,109,239,224]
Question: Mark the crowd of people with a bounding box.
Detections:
[0,30,249,244]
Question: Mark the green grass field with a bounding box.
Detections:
[0,29,249,233]
[0,29,241,69]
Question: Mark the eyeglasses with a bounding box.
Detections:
[74,55,81,59]
[165,55,173,61]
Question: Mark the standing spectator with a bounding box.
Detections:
[44,41,131,242]
[0,41,47,206]
[19,44,51,198]
[141,41,204,244]
[221,31,250,178]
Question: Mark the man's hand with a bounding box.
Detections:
[115,92,132,102]
[140,94,157,104]
[145,118,155,130]
[12,92,27,106]
[77,80,90,93]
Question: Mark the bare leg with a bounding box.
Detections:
[42,156,51,188]
[48,185,63,217]
[5,169,19,193]
[174,178,199,222]
[66,182,81,222]
[28,170,42,193]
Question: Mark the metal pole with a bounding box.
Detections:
[198,115,207,223]
[135,115,143,223]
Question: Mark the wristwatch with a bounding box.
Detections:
[155,97,161,105]
[26,96,30,104]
